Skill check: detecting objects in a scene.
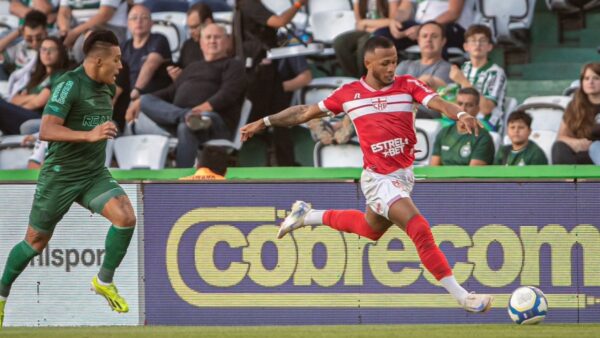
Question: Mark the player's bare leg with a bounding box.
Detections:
[0,226,49,328]
[386,198,493,313]
[91,195,136,313]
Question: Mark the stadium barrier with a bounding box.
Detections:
[0,166,599,326]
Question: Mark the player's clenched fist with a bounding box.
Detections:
[87,121,118,142]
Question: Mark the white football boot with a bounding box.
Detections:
[277,201,311,239]
[463,292,494,313]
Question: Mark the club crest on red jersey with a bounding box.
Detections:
[371,97,387,111]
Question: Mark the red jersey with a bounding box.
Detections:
[318,75,437,174]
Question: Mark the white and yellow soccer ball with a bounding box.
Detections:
[508,286,548,325]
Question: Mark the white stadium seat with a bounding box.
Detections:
[510,100,567,133]
[489,131,502,153]
[151,20,182,54]
[0,135,32,170]
[522,95,572,109]
[300,77,357,105]
[152,11,187,58]
[414,119,442,165]
[308,0,352,14]
[114,135,170,169]
[313,141,363,168]
[530,130,557,164]
[476,0,536,44]
[309,10,355,44]
[204,99,252,152]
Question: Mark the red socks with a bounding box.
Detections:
[406,214,452,280]
[322,210,385,241]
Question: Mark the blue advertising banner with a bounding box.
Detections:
[143,182,600,325]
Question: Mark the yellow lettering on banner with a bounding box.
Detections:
[521,224,600,286]
[422,225,474,286]
[195,225,249,287]
[343,234,371,286]
[368,227,421,287]
[243,224,296,287]
[293,227,346,287]
[469,225,522,287]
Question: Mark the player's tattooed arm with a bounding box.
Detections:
[240,104,326,141]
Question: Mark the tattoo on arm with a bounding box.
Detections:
[269,105,310,127]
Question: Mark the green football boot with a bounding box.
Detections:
[91,276,129,313]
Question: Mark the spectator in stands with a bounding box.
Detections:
[167,2,214,81]
[126,23,246,168]
[495,111,547,166]
[121,4,172,103]
[10,0,55,24]
[430,87,495,166]
[0,10,47,80]
[0,36,69,135]
[395,21,451,89]
[57,0,128,49]
[447,24,507,131]
[233,0,307,166]
[333,0,399,78]
[552,62,600,165]
[374,0,473,54]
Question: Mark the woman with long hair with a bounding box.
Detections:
[552,62,600,164]
[0,36,70,135]
[333,0,398,78]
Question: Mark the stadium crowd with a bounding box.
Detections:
[0,0,599,173]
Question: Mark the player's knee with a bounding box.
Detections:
[25,230,51,252]
[114,211,136,227]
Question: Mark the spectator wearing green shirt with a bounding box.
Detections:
[430,87,495,166]
[495,111,548,166]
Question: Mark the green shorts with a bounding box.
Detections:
[29,167,126,233]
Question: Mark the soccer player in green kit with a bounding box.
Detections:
[0,30,134,327]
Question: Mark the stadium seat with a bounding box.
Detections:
[0,135,32,170]
[414,119,442,165]
[309,10,355,44]
[313,140,362,167]
[0,1,18,29]
[114,135,170,169]
[204,99,252,152]
[530,130,557,164]
[0,80,9,99]
[151,19,182,54]
[299,77,357,105]
[511,99,567,132]
[105,138,114,167]
[522,95,571,109]
[213,11,233,24]
[308,0,352,14]
[489,131,502,153]
[475,0,536,45]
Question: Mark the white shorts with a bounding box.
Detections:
[360,166,415,219]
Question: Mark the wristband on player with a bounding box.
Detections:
[293,1,303,9]
[263,116,272,127]
[456,111,468,120]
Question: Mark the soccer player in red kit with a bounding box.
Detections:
[240,36,493,313]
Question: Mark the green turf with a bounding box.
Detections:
[2,324,600,338]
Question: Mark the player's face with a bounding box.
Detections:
[127,6,152,37]
[463,33,492,59]
[456,93,479,116]
[366,47,398,86]
[581,68,600,96]
[98,46,123,85]
[417,24,445,57]
[39,39,60,67]
[507,120,530,146]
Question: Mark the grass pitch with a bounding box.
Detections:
[2,324,600,338]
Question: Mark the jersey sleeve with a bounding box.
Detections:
[318,86,346,116]
[481,67,507,104]
[471,132,495,164]
[529,144,548,165]
[149,34,172,61]
[43,76,78,119]
[404,76,438,108]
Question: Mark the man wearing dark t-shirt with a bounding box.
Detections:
[121,4,172,101]
[127,24,246,168]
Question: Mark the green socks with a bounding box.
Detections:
[0,241,40,297]
[98,225,135,284]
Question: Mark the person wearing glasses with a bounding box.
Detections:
[0,10,47,80]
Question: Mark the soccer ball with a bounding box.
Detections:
[508,286,548,325]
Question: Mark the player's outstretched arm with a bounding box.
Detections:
[39,114,118,143]
[240,104,326,142]
[427,96,483,136]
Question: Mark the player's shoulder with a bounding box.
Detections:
[326,80,363,98]
[55,67,83,84]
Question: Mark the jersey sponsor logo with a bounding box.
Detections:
[371,137,409,157]
[371,97,387,111]
[51,80,74,104]
[83,114,111,127]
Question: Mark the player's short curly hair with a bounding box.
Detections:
[363,36,395,56]
[83,30,119,56]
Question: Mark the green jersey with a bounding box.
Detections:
[41,66,116,178]
[494,141,548,166]
[432,125,495,165]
